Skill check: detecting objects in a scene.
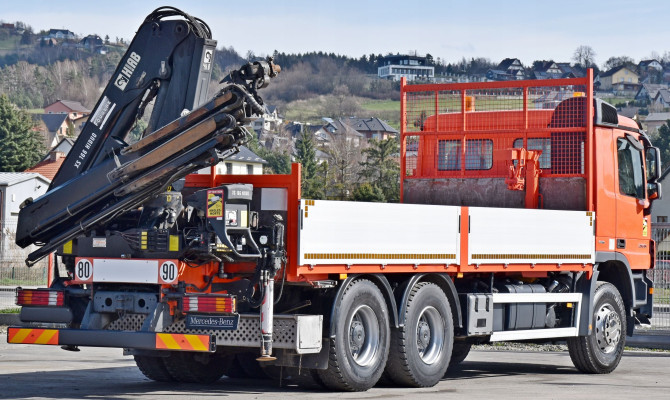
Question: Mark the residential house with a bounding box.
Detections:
[651,168,670,224]
[638,59,663,73]
[532,61,563,80]
[635,83,667,103]
[45,29,76,40]
[378,55,434,82]
[47,137,75,157]
[653,89,670,109]
[251,105,283,135]
[319,118,365,147]
[642,112,670,133]
[79,34,107,54]
[598,65,639,91]
[487,58,526,81]
[556,63,586,78]
[198,146,267,175]
[45,99,91,121]
[341,117,398,140]
[25,150,68,181]
[35,114,70,149]
[0,173,50,258]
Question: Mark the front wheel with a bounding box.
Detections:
[567,282,626,374]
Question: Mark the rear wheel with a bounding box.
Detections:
[163,351,231,383]
[317,279,390,391]
[568,282,626,374]
[386,282,453,387]
[134,355,175,382]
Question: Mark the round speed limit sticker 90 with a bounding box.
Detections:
[74,258,93,283]
[158,260,178,284]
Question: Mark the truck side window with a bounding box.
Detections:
[617,138,645,199]
[513,138,551,169]
[465,139,493,170]
[438,139,493,171]
[438,140,461,170]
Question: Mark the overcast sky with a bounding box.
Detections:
[2,0,669,67]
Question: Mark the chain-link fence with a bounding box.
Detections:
[649,224,670,331]
[1,231,49,310]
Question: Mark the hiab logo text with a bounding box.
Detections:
[114,51,141,91]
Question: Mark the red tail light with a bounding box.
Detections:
[16,289,65,307]
[182,295,236,313]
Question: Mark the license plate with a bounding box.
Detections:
[185,314,239,330]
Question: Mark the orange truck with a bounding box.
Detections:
[6,9,661,392]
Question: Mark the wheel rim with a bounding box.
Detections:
[595,303,621,354]
[347,304,380,367]
[415,306,444,364]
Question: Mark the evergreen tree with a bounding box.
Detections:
[0,94,44,172]
[352,182,385,202]
[295,129,323,199]
[359,138,400,202]
[651,120,670,167]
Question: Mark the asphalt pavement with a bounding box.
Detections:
[1,331,669,400]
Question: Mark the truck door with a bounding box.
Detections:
[614,131,650,269]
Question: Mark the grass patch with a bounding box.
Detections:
[0,278,44,286]
[0,35,20,50]
[0,308,19,314]
[360,99,400,112]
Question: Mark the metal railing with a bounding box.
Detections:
[648,224,670,331]
[0,258,48,310]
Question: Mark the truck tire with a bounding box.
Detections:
[134,355,175,382]
[385,282,453,387]
[317,279,390,391]
[226,352,270,379]
[449,341,472,369]
[163,351,231,383]
[567,282,626,374]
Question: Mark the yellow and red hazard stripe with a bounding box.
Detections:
[7,328,213,352]
[8,328,59,345]
[155,333,211,352]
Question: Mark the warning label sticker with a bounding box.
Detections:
[207,190,223,218]
[90,96,116,130]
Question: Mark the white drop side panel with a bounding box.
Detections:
[468,207,595,264]
[299,200,459,265]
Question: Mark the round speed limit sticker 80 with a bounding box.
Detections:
[74,258,93,283]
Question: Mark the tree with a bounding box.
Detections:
[324,130,363,200]
[262,151,292,174]
[359,138,400,202]
[572,45,596,68]
[352,183,385,202]
[603,56,635,71]
[20,28,35,45]
[651,120,670,167]
[0,95,44,172]
[295,130,324,199]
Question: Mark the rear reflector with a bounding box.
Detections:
[183,294,236,314]
[16,289,64,307]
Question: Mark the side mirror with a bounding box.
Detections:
[645,147,661,182]
[648,182,662,201]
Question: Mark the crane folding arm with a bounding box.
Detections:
[15,7,280,266]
